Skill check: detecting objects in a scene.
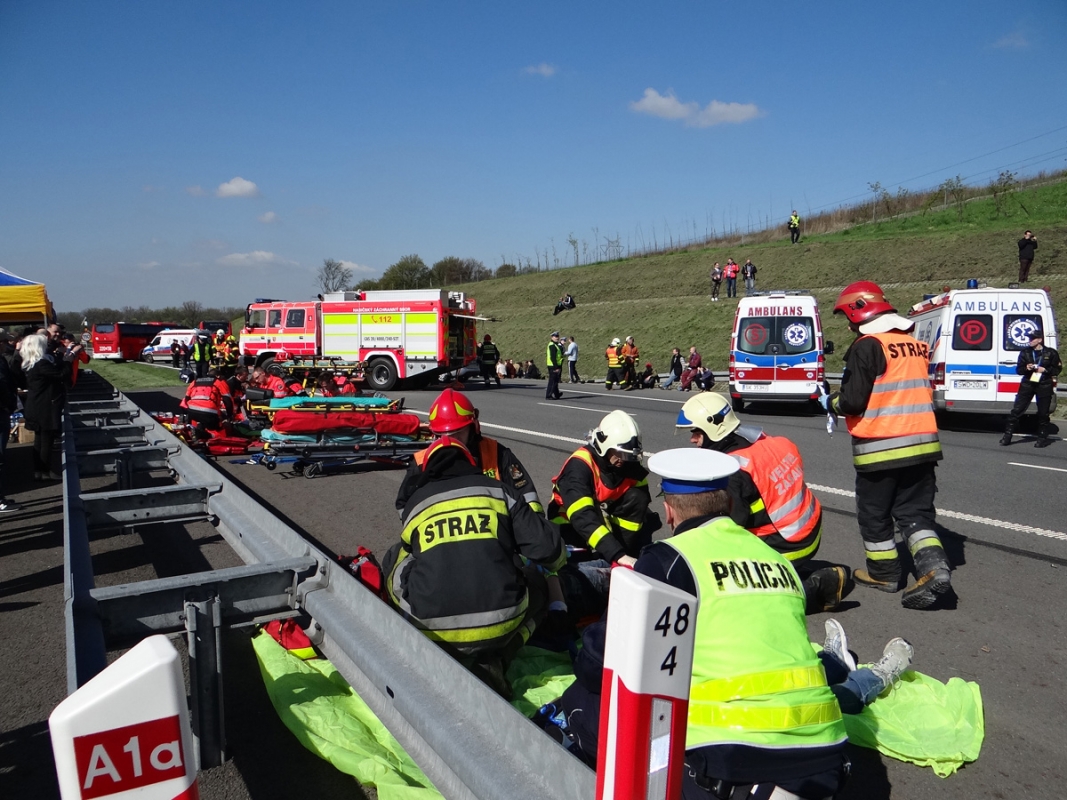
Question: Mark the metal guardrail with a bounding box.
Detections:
[61,373,595,799]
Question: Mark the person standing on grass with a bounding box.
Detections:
[1018,230,1038,283]
[742,258,758,295]
[723,259,739,298]
[709,262,723,301]
[789,210,801,244]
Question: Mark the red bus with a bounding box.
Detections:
[91,322,181,361]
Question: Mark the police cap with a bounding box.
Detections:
[647,448,739,494]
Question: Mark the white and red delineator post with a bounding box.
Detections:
[597,568,698,800]
[50,635,199,800]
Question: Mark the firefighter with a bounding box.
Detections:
[384,435,567,697]
[179,372,229,431]
[547,410,660,565]
[676,392,850,612]
[477,334,501,386]
[191,333,215,379]
[620,335,639,390]
[825,280,952,609]
[552,448,849,797]
[604,337,626,390]
[396,388,544,515]
[219,334,239,374]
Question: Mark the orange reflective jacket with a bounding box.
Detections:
[732,436,821,542]
[414,437,500,480]
[549,447,637,513]
[605,347,623,368]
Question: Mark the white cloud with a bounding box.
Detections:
[186,185,206,196]
[216,251,294,267]
[216,176,259,198]
[258,211,279,224]
[993,31,1028,49]
[137,260,161,271]
[339,260,374,274]
[524,63,557,78]
[630,88,762,128]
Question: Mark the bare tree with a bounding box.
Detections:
[317,259,352,293]
[567,233,579,266]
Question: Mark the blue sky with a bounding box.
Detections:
[1,1,1065,313]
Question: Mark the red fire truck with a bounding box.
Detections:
[240,289,485,391]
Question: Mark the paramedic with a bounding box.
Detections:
[384,435,567,697]
[1001,330,1061,448]
[180,374,228,430]
[676,393,850,612]
[827,280,952,609]
[554,449,849,797]
[547,410,660,565]
[395,388,545,514]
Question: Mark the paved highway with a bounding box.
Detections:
[3,377,1065,799]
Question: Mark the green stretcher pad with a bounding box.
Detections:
[254,631,983,795]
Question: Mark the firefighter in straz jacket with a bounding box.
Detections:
[547,410,660,566]
[384,436,566,697]
[676,392,850,612]
[1001,329,1061,448]
[396,388,544,515]
[826,280,952,609]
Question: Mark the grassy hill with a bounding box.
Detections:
[463,180,1067,376]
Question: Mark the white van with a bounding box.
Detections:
[140,329,199,363]
[908,286,1058,415]
[728,292,832,412]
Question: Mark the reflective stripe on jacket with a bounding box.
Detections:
[665,517,846,750]
[732,436,821,543]
[549,447,643,552]
[413,437,543,513]
[845,332,941,469]
[181,379,222,415]
[605,347,622,368]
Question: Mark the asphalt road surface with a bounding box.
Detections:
[3,376,1065,799]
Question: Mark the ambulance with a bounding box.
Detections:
[729,292,832,412]
[240,289,484,391]
[908,285,1058,415]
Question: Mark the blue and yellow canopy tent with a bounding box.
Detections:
[0,267,55,327]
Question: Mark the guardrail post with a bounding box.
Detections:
[184,596,225,769]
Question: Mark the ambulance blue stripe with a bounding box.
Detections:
[945,364,998,374]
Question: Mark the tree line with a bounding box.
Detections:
[316,255,540,294]
[56,300,246,333]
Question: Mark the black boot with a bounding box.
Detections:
[1000,419,1015,446]
[902,544,952,610]
[804,566,852,613]
[1035,423,1052,448]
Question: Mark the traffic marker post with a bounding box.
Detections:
[597,568,697,800]
[50,635,199,800]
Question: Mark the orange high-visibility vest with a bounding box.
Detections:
[549,447,637,513]
[621,343,638,363]
[414,437,500,480]
[732,436,821,542]
[845,332,941,469]
[181,380,222,415]
[605,347,623,368]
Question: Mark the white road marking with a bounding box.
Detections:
[808,483,1067,542]
[410,408,1067,543]
[1008,462,1067,474]
[537,402,604,413]
[563,388,685,405]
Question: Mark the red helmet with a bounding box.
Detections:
[420,435,476,470]
[833,280,896,324]
[427,388,478,434]
[483,334,492,342]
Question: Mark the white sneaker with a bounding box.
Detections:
[870,637,914,689]
[0,500,21,513]
[823,618,856,671]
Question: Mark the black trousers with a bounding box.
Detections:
[194,360,209,378]
[855,462,945,580]
[790,226,800,244]
[31,429,56,474]
[605,367,626,387]
[568,361,579,383]
[480,362,500,385]
[546,367,562,399]
[1008,379,1052,428]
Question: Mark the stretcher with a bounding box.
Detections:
[151,412,263,457]
[258,403,431,478]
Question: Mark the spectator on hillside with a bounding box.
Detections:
[724,259,739,298]
[662,347,684,390]
[742,258,758,295]
[553,293,577,315]
[709,262,723,302]
[679,346,702,392]
[1018,230,1038,283]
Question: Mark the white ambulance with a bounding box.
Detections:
[908,286,1058,415]
[728,292,833,412]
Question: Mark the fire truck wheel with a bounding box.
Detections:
[365,358,398,392]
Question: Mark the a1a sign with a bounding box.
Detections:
[50,636,199,800]
[73,716,188,799]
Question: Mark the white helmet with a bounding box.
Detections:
[676,393,739,444]
[589,410,643,461]
[216,329,225,336]
[610,337,621,346]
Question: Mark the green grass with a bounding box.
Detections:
[84,359,185,390]
[462,179,1067,376]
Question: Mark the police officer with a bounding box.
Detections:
[553,449,848,797]
[396,388,544,514]
[547,410,660,566]
[676,392,850,612]
[477,334,501,386]
[546,331,564,400]
[1001,330,1061,448]
[384,436,566,697]
[191,332,215,379]
[827,280,952,609]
